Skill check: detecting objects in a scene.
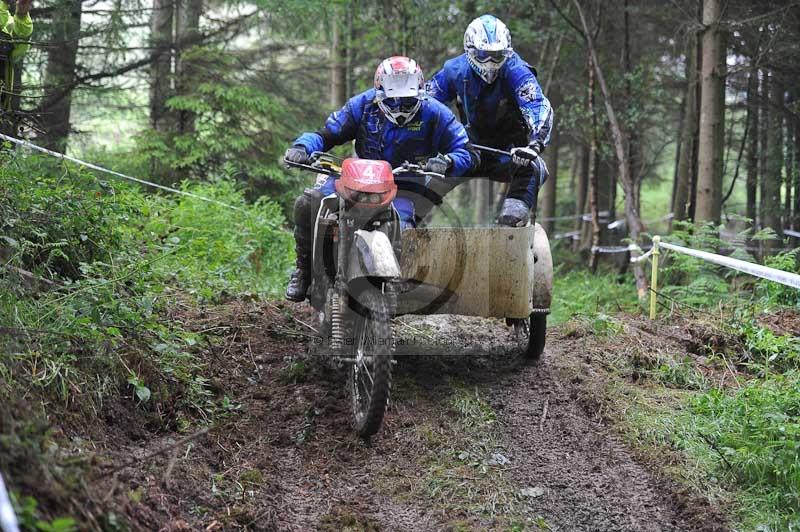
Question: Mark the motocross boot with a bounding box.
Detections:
[285,193,315,302]
[497,198,530,227]
[285,230,312,302]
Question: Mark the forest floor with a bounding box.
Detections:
[18,299,739,531]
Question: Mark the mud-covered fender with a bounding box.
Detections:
[347,229,401,283]
[531,223,553,313]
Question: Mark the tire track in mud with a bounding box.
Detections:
[92,304,725,531]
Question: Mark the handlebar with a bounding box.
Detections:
[391,161,444,181]
[283,153,446,181]
[473,144,512,157]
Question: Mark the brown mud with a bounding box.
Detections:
[18,301,730,531]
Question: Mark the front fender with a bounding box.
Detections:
[348,229,401,283]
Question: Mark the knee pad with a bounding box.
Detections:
[294,188,324,227]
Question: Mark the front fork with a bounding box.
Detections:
[330,196,349,352]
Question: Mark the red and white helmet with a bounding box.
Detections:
[374,56,425,125]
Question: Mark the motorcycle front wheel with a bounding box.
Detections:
[348,287,393,438]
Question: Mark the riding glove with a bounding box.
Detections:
[510,143,542,167]
[425,154,452,176]
[285,146,310,165]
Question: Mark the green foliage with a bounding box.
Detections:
[450,386,496,428]
[134,46,303,211]
[0,158,136,280]
[659,221,751,307]
[654,357,708,390]
[681,374,800,529]
[0,155,292,415]
[550,266,638,325]
[11,493,77,532]
[588,312,623,336]
[731,317,800,374]
[758,248,800,307]
[142,180,293,300]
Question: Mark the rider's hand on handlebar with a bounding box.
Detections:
[424,155,451,176]
[510,144,541,167]
[285,146,310,165]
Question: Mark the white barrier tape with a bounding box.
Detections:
[607,219,625,230]
[0,133,245,212]
[553,230,580,241]
[0,473,19,532]
[539,210,610,222]
[630,247,655,263]
[784,229,800,239]
[591,243,642,254]
[659,241,800,289]
[582,211,611,222]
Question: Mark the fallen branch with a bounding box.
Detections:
[4,265,58,286]
[539,399,549,432]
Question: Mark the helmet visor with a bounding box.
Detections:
[382,96,420,115]
[470,48,511,64]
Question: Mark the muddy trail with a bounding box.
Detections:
[72,301,728,531]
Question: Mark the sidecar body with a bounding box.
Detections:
[397,223,553,319]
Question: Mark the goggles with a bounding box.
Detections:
[469,47,512,64]
[382,96,420,114]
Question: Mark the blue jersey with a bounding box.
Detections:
[426,53,553,149]
[293,88,477,177]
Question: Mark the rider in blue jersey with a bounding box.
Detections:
[284,56,478,302]
[426,14,554,227]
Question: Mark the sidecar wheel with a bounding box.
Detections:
[526,314,546,361]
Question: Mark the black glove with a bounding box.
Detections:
[510,143,542,167]
[285,146,310,165]
[425,154,451,175]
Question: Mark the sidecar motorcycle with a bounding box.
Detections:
[285,153,553,437]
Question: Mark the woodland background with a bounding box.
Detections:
[2,1,800,530]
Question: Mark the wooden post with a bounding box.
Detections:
[650,236,660,320]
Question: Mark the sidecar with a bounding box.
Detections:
[396,223,553,359]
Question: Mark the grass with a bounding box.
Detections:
[550,265,639,326]
[547,236,800,531]
[1,155,292,412]
[626,372,800,531]
[0,155,293,526]
[606,310,800,531]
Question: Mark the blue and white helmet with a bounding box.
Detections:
[464,15,513,84]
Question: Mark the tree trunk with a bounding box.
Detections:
[3,62,23,138]
[759,70,769,234]
[573,0,647,296]
[673,31,699,223]
[149,0,174,133]
[330,3,347,109]
[745,63,760,228]
[540,110,559,234]
[573,143,589,251]
[784,94,794,227]
[695,0,724,223]
[793,95,800,243]
[175,0,203,134]
[41,0,83,152]
[587,54,601,272]
[623,0,637,224]
[762,72,784,255]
